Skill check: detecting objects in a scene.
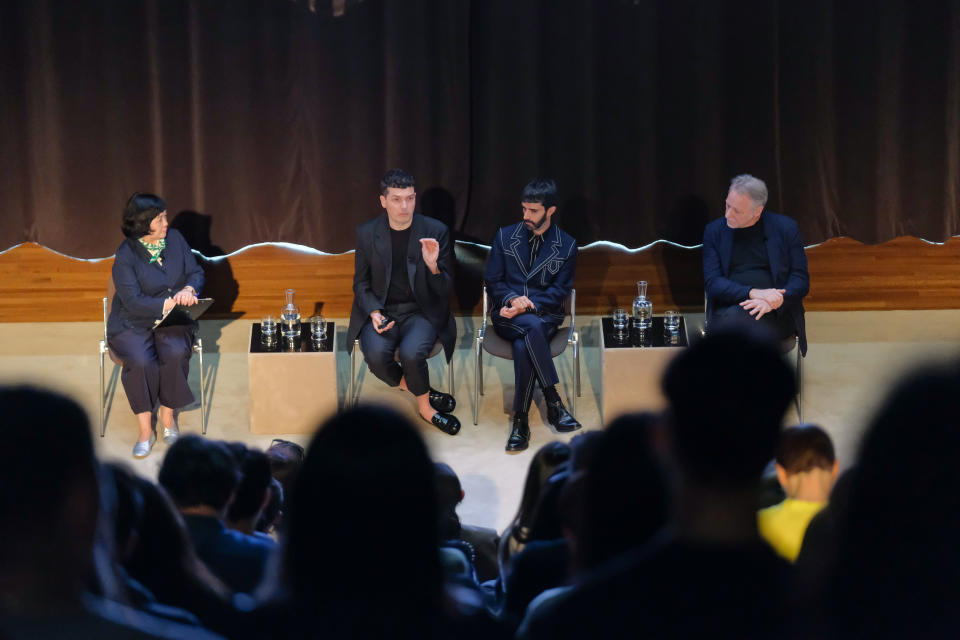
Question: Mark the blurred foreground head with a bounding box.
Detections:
[284,405,440,603]
[0,386,99,603]
[826,364,960,636]
[662,324,795,488]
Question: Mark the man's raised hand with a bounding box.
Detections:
[420,238,440,274]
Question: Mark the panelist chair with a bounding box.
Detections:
[704,295,803,420]
[98,279,207,438]
[349,337,453,407]
[473,285,581,425]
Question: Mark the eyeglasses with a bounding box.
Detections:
[269,438,305,459]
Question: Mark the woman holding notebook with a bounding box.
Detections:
[107,193,204,459]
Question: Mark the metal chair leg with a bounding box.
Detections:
[99,343,106,438]
[571,344,577,419]
[796,348,803,421]
[196,339,206,435]
[473,335,481,425]
[478,348,484,396]
[574,332,581,397]
[448,355,455,397]
[350,341,357,407]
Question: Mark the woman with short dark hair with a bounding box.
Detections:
[108,193,204,458]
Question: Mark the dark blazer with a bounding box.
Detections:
[108,228,205,337]
[347,213,456,360]
[484,222,577,323]
[182,515,274,595]
[702,211,809,355]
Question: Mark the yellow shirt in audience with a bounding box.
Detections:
[757,498,826,562]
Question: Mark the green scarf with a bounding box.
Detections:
[139,238,166,264]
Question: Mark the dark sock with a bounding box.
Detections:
[543,385,561,404]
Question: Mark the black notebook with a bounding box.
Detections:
[153,298,214,329]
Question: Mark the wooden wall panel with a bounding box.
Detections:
[3,236,960,322]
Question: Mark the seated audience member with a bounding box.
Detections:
[102,463,204,627]
[819,366,960,638]
[792,467,856,611]
[435,462,501,584]
[518,415,668,635]
[158,435,273,595]
[255,477,284,538]
[502,432,606,625]
[574,412,669,572]
[242,406,508,639]
[265,438,304,508]
[107,465,237,635]
[0,386,223,639]
[497,441,571,583]
[521,326,797,640]
[224,443,277,545]
[758,424,838,562]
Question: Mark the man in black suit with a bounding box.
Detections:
[484,179,580,451]
[347,169,460,434]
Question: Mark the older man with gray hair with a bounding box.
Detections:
[702,174,810,354]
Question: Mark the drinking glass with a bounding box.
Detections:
[664,310,681,333]
[261,315,277,337]
[612,308,629,336]
[309,315,326,339]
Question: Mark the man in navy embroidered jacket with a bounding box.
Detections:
[484,179,581,452]
[703,174,809,355]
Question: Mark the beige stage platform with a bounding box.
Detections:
[1,311,959,532]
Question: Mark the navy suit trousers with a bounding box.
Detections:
[108,325,196,414]
[492,310,559,412]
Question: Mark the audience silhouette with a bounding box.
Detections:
[0,386,223,639]
[4,320,960,639]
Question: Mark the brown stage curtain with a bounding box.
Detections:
[1,0,958,258]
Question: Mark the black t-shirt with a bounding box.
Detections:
[729,220,774,292]
[385,226,415,306]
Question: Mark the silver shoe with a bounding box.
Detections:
[162,423,180,444]
[133,431,157,459]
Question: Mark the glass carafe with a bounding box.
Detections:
[632,280,653,329]
[281,288,301,339]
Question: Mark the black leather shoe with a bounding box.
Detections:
[546,399,581,432]
[505,414,530,452]
[429,388,456,413]
[430,412,461,436]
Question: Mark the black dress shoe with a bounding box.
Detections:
[546,399,581,432]
[429,388,456,413]
[505,414,530,452]
[430,412,461,435]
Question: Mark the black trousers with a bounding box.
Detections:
[491,310,559,413]
[108,325,196,414]
[712,303,796,342]
[359,310,437,396]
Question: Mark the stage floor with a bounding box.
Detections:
[2,311,959,532]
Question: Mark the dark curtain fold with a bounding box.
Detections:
[0,0,957,257]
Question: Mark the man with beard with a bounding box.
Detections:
[483,179,580,451]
